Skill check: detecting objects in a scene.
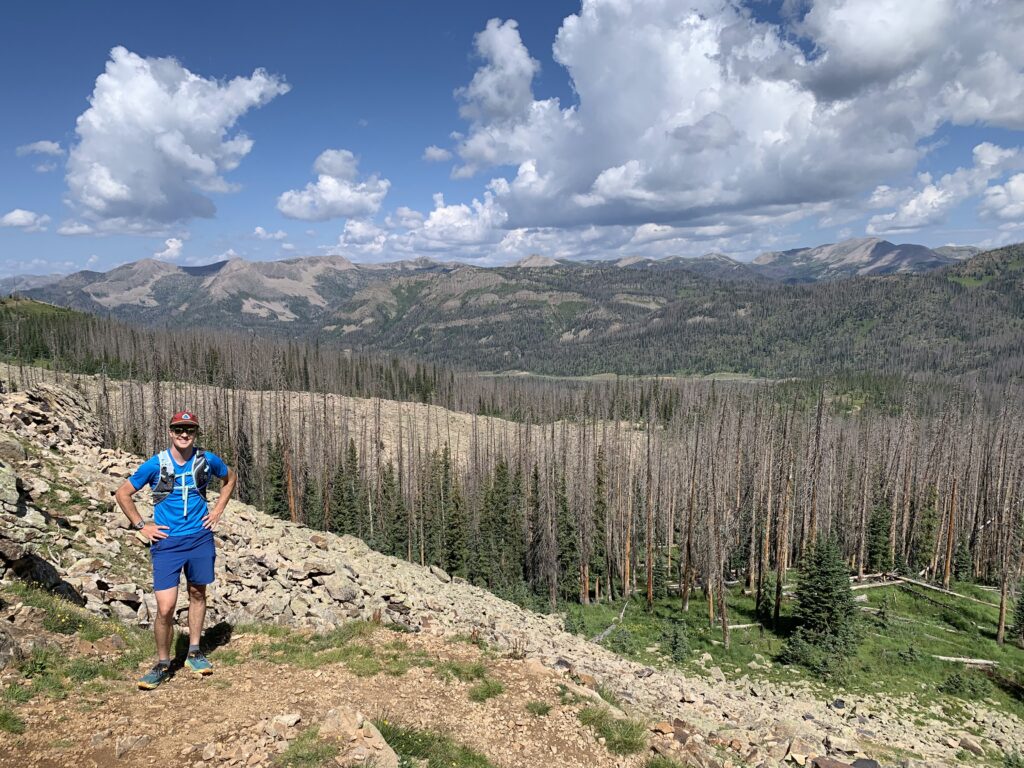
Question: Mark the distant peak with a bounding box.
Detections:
[514,254,558,268]
[616,255,649,267]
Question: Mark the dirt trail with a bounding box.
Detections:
[1,623,648,768]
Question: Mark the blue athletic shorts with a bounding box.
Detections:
[151,530,216,591]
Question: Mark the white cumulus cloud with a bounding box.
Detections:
[57,221,94,236]
[253,226,287,240]
[0,209,50,232]
[153,237,184,261]
[438,1,1024,239]
[868,143,1024,234]
[16,140,64,157]
[422,145,452,162]
[981,173,1024,222]
[66,46,289,233]
[277,149,390,221]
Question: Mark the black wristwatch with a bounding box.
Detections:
[132,519,146,531]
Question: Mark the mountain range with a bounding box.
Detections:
[9,236,979,296]
[11,237,1020,379]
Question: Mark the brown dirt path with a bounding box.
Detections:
[0,626,650,768]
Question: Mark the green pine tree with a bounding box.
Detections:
[912,489,939,573]
[1012,579,1024,648]
[556,469,580,603]
[380,461,406,558]
[866,505,892,573]
[329,439,361,537]
[445,466,468,578]
[301,466,323,530]
[953,541,972,582]
[233,411,255,505]
[782,537,859,679]
[264,439,289,520]
[652,547,669,600]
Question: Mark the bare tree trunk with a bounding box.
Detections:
[645,421,654,611]
[681,429,699,612]
[773,458,793,627]
[942,478,957,590]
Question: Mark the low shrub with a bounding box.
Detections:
[0,708,26,734]
[375,720,495,767]
[272,726,338,768]
[938,671,990,699]
[435,660,487,683]
[468,678,504,702]
[578,706,646,755]
[940,609,978,635]
[525,700,551,716]
[645,757,686,768]
[779,628,850,681]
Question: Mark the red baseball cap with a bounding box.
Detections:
[169,410,200,428]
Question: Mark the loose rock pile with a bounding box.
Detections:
[2,379,1022,767]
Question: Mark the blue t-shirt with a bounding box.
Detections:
[129,449,229,537]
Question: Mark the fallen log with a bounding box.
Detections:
[851,579,900,591]
[931,655,999,667]
[894,576,999,608]
[591,600,630,644]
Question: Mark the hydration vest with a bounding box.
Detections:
[152,448,209,513]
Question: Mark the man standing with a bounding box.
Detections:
[115,410,236,690]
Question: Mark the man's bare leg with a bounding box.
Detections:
[154,586,179,661]
[187,583,206,647]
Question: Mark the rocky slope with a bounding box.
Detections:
[2,380,1022,767]
[752,238,955,282]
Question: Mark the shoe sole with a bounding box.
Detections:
[185,663,213,676]
[137,679,165,690]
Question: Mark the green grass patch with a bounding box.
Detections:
[575,580,1024,723]
[6,582,104,639]
[449,633,489,650]
[525,700,551,716]
[250,622,378,669]
[343,652,381,678]
[272,726,339,768]
[213,649,243,666]
[64,658,120,683]
[435,660,487,683]
[235,622,293,638]
[2,584,152,678]
[595,683,622,708]
[645,757,686,768]
[578,706,646,755]
[467,678,504,702]
[375,720,496,768]
[382,655,411,677]
[2,684,32,705]
[0,708,25,734]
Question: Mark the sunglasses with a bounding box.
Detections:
[171,426,198,436]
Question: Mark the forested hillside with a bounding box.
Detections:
[18,243,1024,380]
[4,297,1022,648]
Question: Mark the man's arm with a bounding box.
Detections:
[114,480,168,542]
[202,468,237,530]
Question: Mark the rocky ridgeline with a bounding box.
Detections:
[2,381,1022,768]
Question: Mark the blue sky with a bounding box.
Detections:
[3,0,1024,277]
